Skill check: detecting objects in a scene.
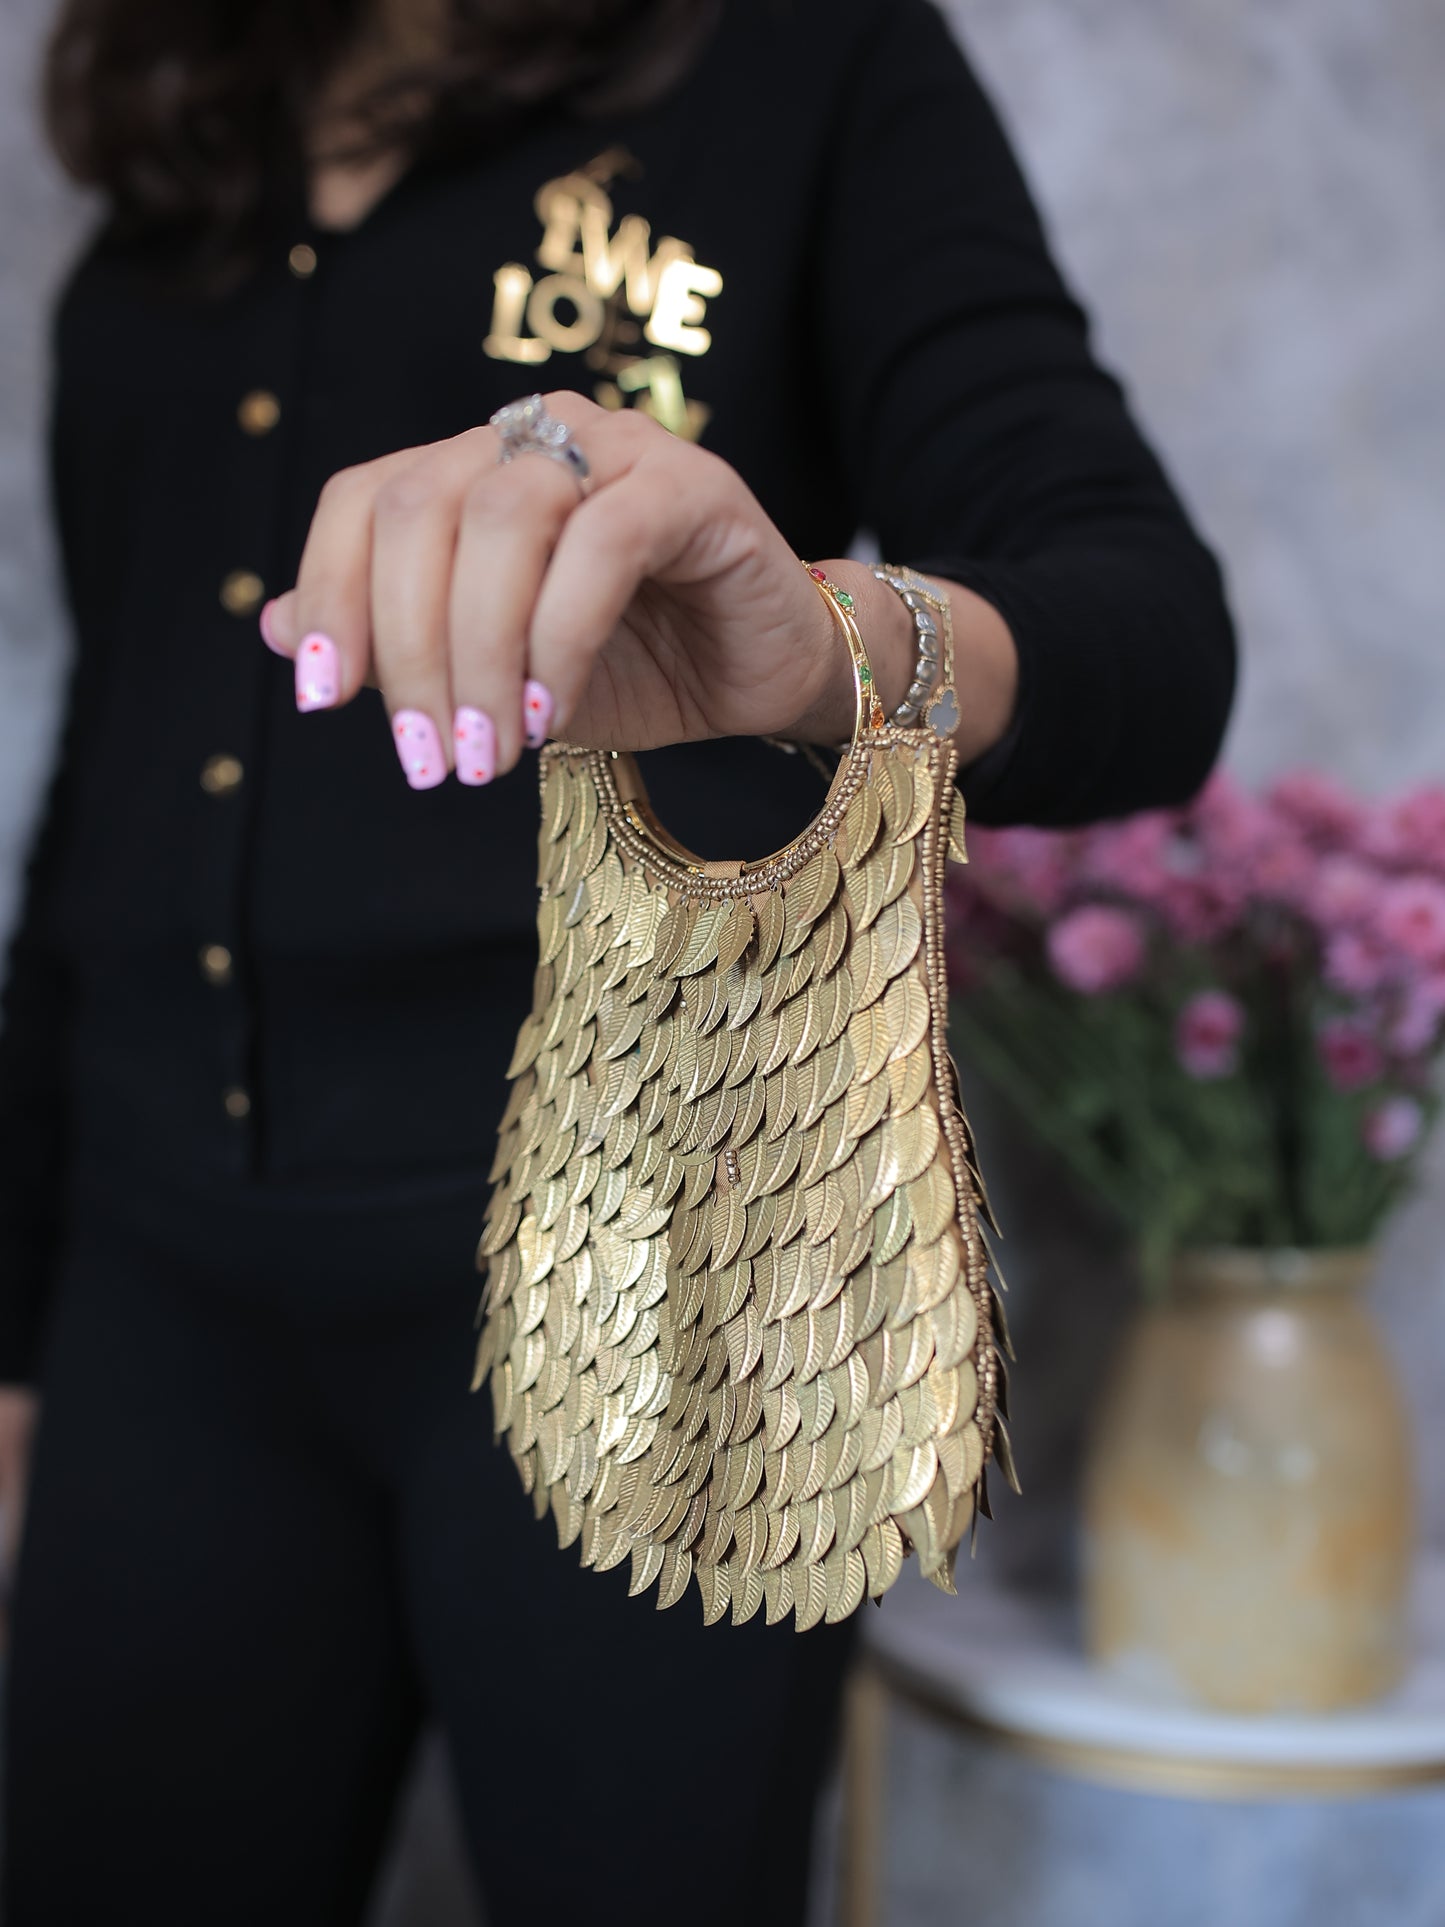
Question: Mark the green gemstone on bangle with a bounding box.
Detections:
[834,590,855,611]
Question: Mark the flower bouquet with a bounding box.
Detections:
[947,770,1445,1281]
[950,769,1438,1708]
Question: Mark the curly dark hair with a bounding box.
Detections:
[45,0,719,278]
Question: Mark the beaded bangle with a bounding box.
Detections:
[872,565,959,736]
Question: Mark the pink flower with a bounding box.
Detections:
[1046,905,1147,995]
[1362,787,1445,873]
[1194,766,1263,836]
[1387,974,1445,1057]
[1310,855,1383,931]
[1190,770,1312,910]
[1362,1096,1425,1162]
[1175,989,1245,1079]
[1247,829,1316,908]
[1077,814,1176,904]
[1325,929,1395,996]
[1158,873,1245,946]
[1317,1017,1384,1092]
[1191,770,1271,866]
[969,826,1075,917]
[1378,876,1445,966]
[1268,770,1366,847]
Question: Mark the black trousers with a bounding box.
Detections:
[4,1162,854,1926]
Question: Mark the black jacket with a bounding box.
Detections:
[0,0,1235,1377]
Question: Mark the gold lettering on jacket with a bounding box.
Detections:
[484,154,720,442]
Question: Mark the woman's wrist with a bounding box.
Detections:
[783,559,1019,763]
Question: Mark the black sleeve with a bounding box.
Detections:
[814,0,1237,826]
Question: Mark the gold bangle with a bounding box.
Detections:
[802,562,886,736]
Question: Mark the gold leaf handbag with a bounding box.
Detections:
[474,565,1018,1628]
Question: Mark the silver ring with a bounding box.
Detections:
[490,395,591,495]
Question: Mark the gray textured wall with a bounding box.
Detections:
[952,0,1445,791]
[0,0,85,910]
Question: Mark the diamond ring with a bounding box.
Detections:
[490,395,591,495]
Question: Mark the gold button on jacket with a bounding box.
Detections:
[237,390,281,436]
[222,1087,251,1120]
[200,944,234,986]
[200,754,244,795]
[220,570,265,617]
[288,243,318,279]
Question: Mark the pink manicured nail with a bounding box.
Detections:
[522,679,554,749]
[453,707,497,786]
[392,710,447,790]
[296,633,339,711]
[259,599,287,656]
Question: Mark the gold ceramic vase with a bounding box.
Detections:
[1081,1248,1416,1713]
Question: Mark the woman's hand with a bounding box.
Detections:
[262,393,865,788]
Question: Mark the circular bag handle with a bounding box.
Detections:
[568,566,890,897]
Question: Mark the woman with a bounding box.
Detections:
[0,0,1235,1920]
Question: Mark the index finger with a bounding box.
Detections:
[268,436,467,711]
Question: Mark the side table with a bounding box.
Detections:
[838,1556,1445,1927]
